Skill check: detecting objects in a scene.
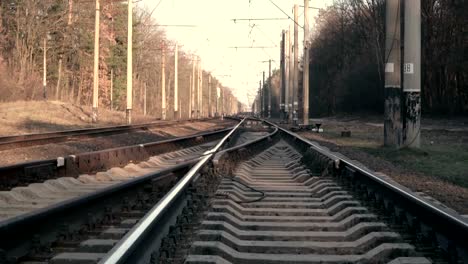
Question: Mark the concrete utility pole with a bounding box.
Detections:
[384,0,402,147]
[92,0,100,122]
[288,25,294,123]
[197,58,201,118]
[303,0,310,125]
[285,29,290,121]
[191,56,196,119]
[199,64,203,118]
[293,4,299,125]
[259,79,263,117]
[216,86,220,116]
[174,43,179,119]
[268,59,272,118]
[259,81,262,117]
[208,75,212,117]
[221,86,224,120]
[403,0,421,148]
[189,75,192,119]
[161,44,166,120]
[126,0,133,124]
[262,71,266,117]
[280,30,286,119]
[43,37,47,100]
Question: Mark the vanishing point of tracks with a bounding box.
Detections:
[0,118,467,264]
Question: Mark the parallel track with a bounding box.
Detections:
[0,118,262,263]
[0,118,215,151]
[2,118,467,264]
[0,141,216,222]
[0,123,233,190]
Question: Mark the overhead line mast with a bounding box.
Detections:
[303,0,310,125]
[126,0,133,124]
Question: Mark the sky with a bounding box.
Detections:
[140,0,334,106]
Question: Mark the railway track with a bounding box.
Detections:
[0,118,274,263]
[0,121,236,190]
[1,118,467,264]
[186,141,429,263]
[0,118,216,151]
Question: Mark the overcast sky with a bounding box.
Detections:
[140,0,333,106]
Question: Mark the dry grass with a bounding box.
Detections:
[297,116,468,213]
[303,117,468,187]
[0,100,158,136]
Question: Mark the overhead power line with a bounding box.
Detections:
[229,46,277,49]
[232,18,288,23]
[268,0,303,29]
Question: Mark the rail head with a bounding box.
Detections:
[99,118,246,264]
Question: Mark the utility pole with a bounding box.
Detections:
[288,25,294,123]
[285,29,290,121]
[208,75,212,117]
[259,80,263,117]
[197,58,201,119]
[189,75,192,119]
[191,56,196,119]
[161,43,166,120]
[303,0,310,125]
[92,0,100,122]
[280,30,286,120]
[259,81,262,117]
[126,0,133,124]
[221,86,224,120]
[199,62,203,118]
[384,0,402,147]
[262,71,266,118]
[174,43,179,119]
[293,4,299,125]
[43,37,47,100]
[216,84,221,117]
[403,0,421,148]
[268,59,272,118]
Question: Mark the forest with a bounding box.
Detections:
[0,0,241,119]
[306,0,467,116]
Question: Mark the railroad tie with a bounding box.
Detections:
[186,140,431,264]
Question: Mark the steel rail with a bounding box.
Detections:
[0,158,198,259]
[213,126,278,164]
[0,126,232,190]
[0,118,216,150]
[99,118,246,264]
[264,120,468,244]
[0,159,197,233]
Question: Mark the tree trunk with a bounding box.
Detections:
[56,58,63,100]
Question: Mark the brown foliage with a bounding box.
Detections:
[0,1,241,117]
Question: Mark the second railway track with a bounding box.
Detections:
[1,118,467,264]
[0,118,216,151]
